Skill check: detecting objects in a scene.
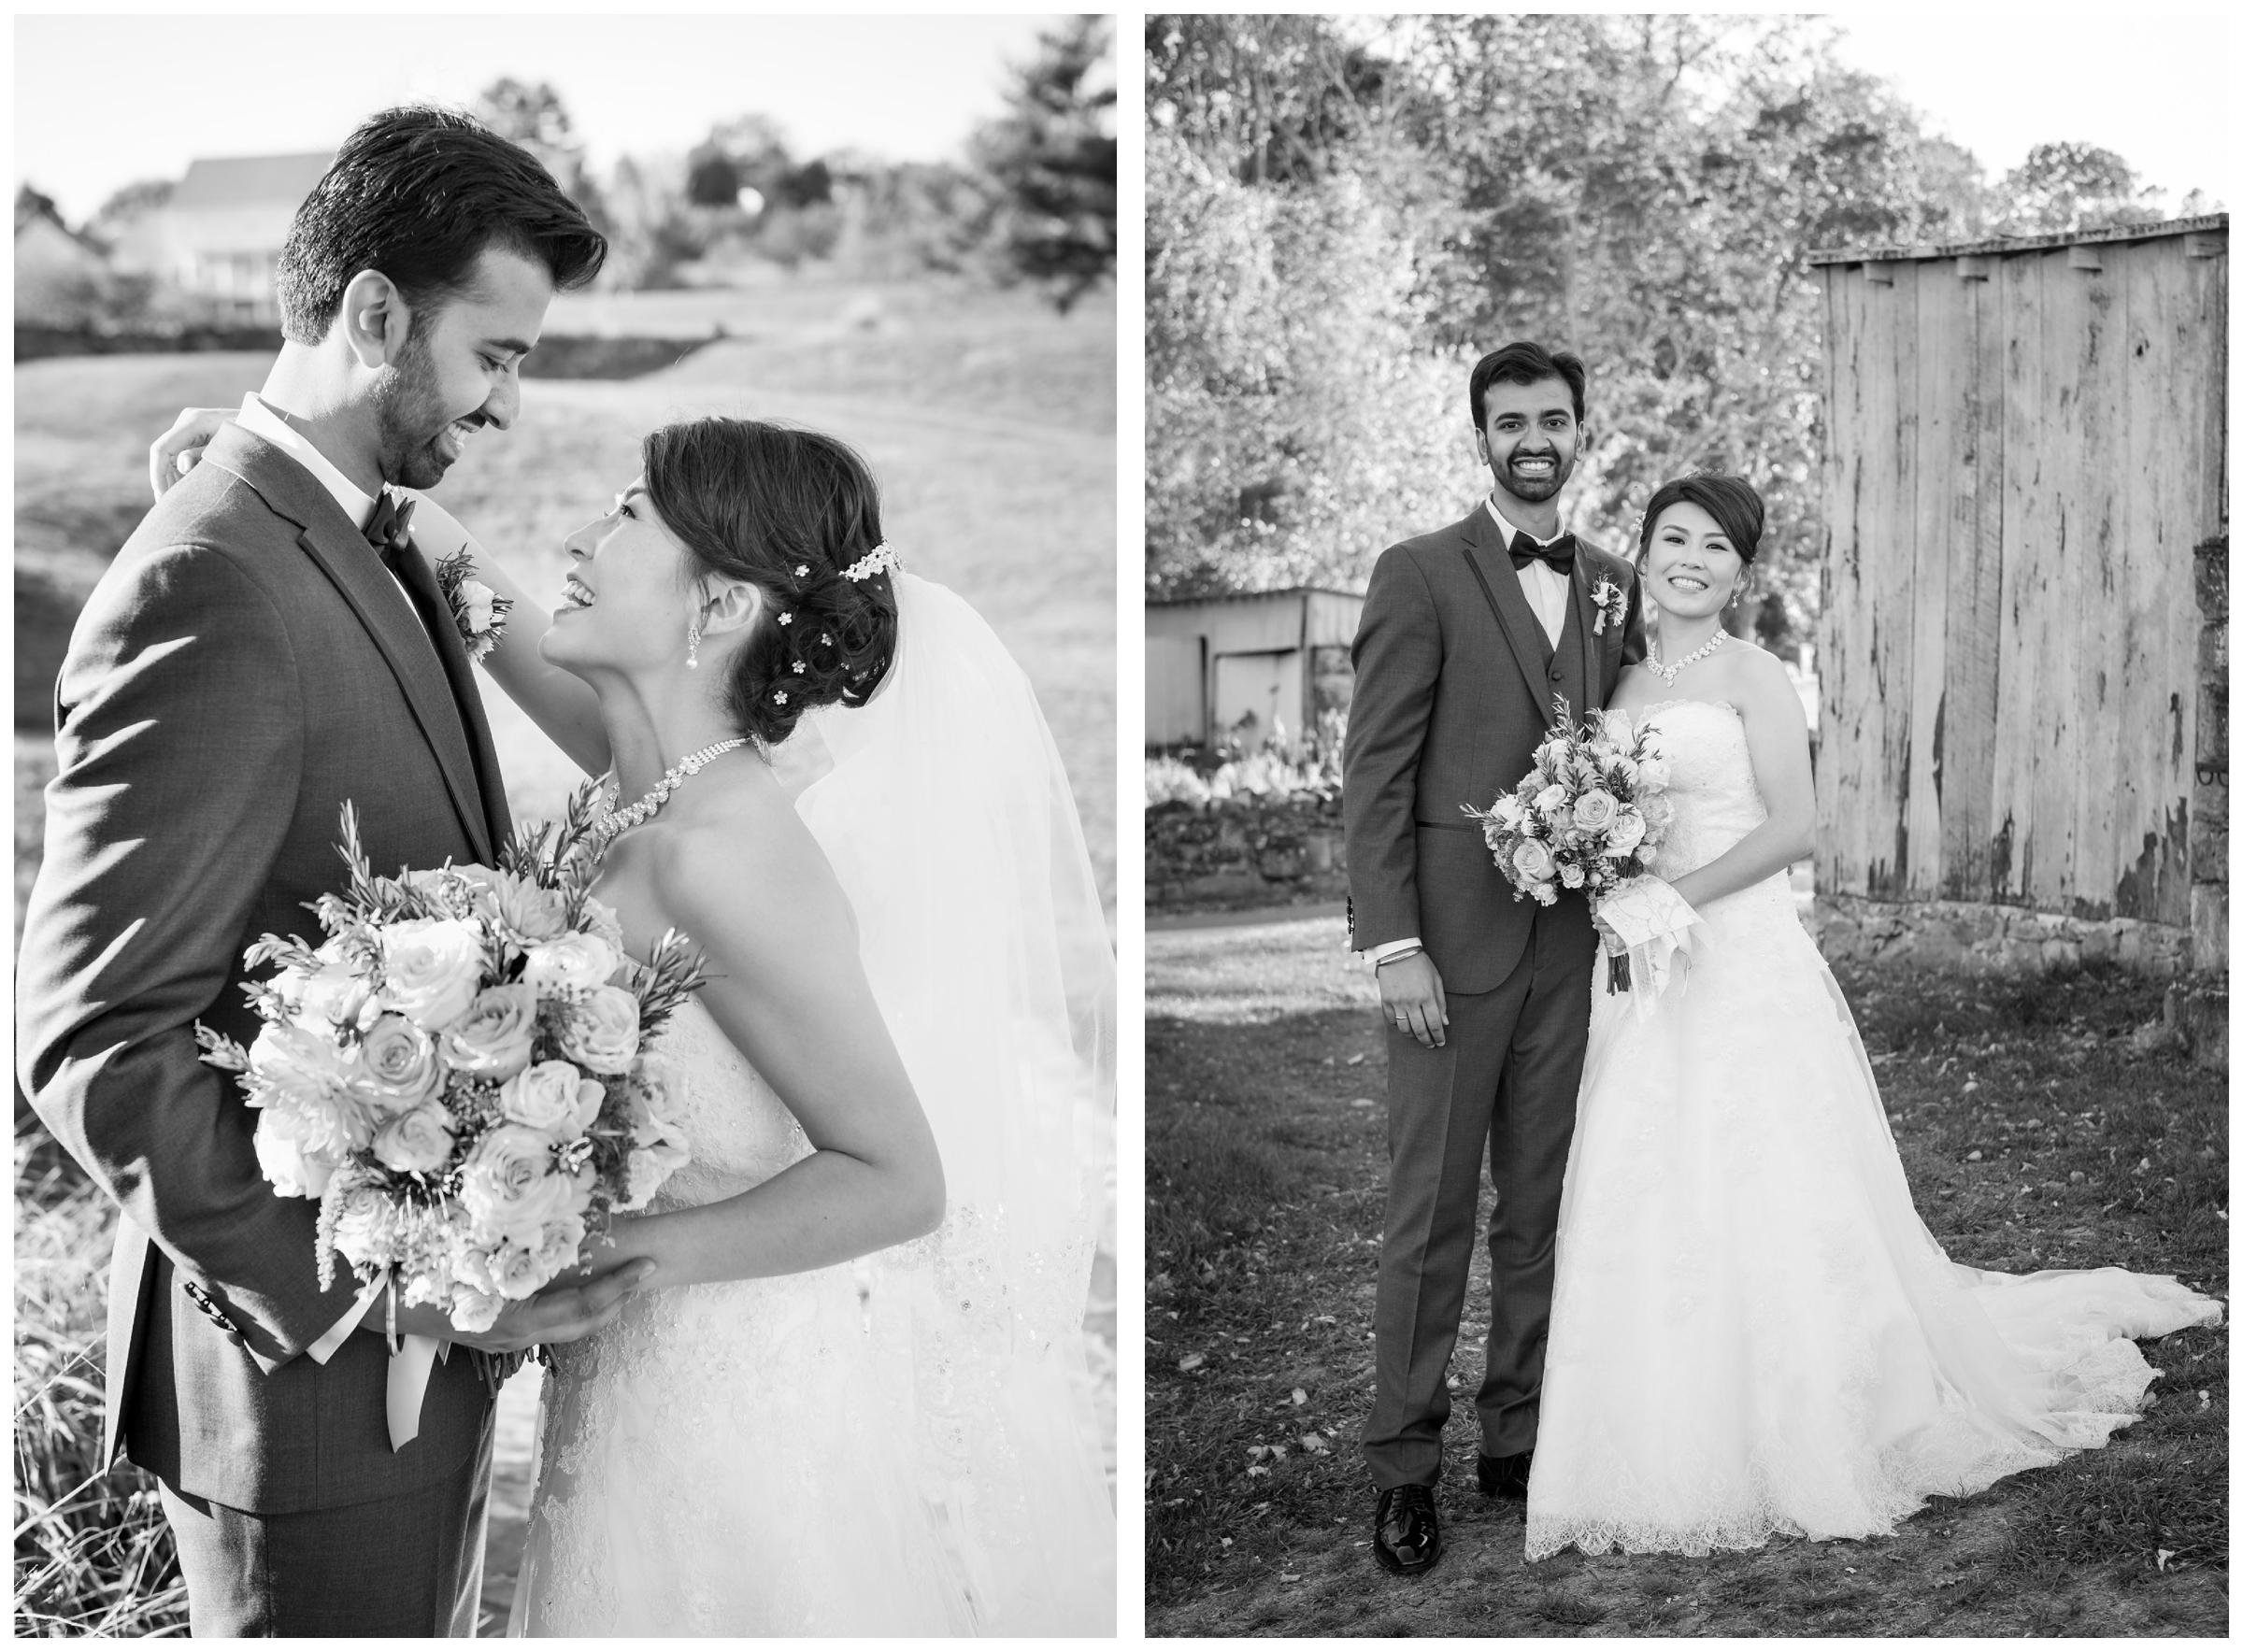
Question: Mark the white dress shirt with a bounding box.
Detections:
[1363,499,1573,969]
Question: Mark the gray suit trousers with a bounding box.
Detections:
[1363,900,1594,1488]
[159,1419,493,1636]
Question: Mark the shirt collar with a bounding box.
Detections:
[1485,495,1566,551]
[236,392,382,531]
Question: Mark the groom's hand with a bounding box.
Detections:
[148,406,237,500]
[387,1258,657,1353]
[1378,952,1448,1048]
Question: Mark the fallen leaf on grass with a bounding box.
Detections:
[1346,1053,1365,1066]
[1179,1353,1206,1373]
[2156,1549,2176,1572]
[1292,1388,1308,1405]
[1280,1572,1302,1582]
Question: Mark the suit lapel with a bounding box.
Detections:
[203,426,496,864]
[1457,508,1559,727]
[1554,557,1593,722]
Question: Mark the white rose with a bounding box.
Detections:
[372,1103,458,1175]
[355,1015,444,1113]
[449,1280,506,1334]
[1571,789,1620,833]
[328,1179,395,1270]
[558,986,640,1075]
[1511,839,1556,884]
[1606,810,1648,856]
[458,1123,577,1244]
[379,918,487,1030]
[1559,862,1587,890]
[458,578,497,634]
[248,1021,355,1104]
[1533,784,1567,817]
[1637,754,1671,790]
[439,985,539,1079]
[252,1108,338,1199]
[498,1060,601,1134]
[521,932,620,997]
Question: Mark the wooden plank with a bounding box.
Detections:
[1848,256,1906,896]
[1988,250,2044,905]
[2030,248,2088,914]
[1906,257,1958,898]
[2111,239,2187,925]
[1817,265,1872,895]
[2068,243,2124,918]
[1940,259,2004,899]
[1878,259,1922,896]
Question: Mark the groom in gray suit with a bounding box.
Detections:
[19,108,642,1635]
[1343,342,1645,1575]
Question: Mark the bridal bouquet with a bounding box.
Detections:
[1464,699,1676,990]
[198,786,697,1332]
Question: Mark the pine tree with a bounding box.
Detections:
[975,16,1118,314]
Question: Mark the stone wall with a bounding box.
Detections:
[1809,893,2193,976]
[1147,792,1348,910]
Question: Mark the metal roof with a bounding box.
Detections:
[1807,212,2227,268]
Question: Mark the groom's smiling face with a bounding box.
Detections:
[1477,375,1582,507]
[373,245,555,489]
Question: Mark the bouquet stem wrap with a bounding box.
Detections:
[1593,875,1703,1013]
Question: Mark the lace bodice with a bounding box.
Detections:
[639,996,808,1212]
[1632,698,1764,883]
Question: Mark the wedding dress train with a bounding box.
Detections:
[1525,698,2222,1560]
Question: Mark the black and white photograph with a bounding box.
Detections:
[14,13,1118,1636]
[1146,12,2227,1636]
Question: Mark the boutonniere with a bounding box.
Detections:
[1590,577,1627,638]
[434,548,513,663]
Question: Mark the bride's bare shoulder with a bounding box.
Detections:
[641,778,851,967]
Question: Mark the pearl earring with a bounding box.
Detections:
[686,618,703,669]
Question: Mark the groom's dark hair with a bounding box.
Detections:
[1468,341,1588,431]
[276,106,607,345]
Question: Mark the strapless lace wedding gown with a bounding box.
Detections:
[509,999,971,1634]
[1524,698,2223,1560]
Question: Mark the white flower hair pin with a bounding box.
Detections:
[841,544,901,583]
[1590,577,1627,638]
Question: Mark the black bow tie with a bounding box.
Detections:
[362,491,417,577]
[1509,531,1577,577]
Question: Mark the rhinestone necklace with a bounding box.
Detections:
[591,738,750,852]
[1646,627,1728,687]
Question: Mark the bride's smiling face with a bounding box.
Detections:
[1642,500,1746,620]
[540,477,705,676]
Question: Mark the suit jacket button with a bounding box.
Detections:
[1549,663,1563,681]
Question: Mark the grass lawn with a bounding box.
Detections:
[1147,914,2227,1637]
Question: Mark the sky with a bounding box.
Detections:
[14,13,1074,225]
[1822,10,2229,206]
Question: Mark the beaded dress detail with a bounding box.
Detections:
[1525,699,2223,1560]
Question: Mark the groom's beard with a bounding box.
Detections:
[374,332,475,491]
[1492,446,1575,505]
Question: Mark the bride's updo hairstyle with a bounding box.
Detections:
[1637,472,1766,565]
[641,417,899,746]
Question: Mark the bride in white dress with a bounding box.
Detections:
[1525,474,2222,1561]
[494,420,1115,1632]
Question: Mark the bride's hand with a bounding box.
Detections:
[389,1256,658,1352]
[150,406,239,501]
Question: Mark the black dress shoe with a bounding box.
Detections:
[1477,1449,1533,1500]
[1373,1484,1441,1576]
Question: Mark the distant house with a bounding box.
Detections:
[14,193,113,325]
[110,151,333,323]
[1147,587,1364,751]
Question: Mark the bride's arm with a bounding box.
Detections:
[1664,648,1817,910]
[594,815,946,1288]
[403,496,611,776]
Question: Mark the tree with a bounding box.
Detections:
[976,15,1118,313]
[85,178,174,250]
[1990,141,2164,235]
